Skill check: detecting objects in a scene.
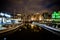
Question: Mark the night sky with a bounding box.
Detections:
[0,0,60,14]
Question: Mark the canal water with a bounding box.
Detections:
[0,23,60,40]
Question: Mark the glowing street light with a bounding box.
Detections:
[0,12,12,18]
[0,12,5,16]
[5,14,11,18]
[39,15,43,20]
[17,14,21,16]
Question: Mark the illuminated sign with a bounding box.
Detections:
[0,12,12,18]
[52,11,60,19]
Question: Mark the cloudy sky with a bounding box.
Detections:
[0,0,60,14]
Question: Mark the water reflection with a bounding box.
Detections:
[19,23,42,32]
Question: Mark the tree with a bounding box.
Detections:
[43,12,49,19]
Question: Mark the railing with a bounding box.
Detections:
[32,22,60,35]
[0,22,23,33]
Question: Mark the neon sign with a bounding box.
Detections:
[52,11,60,19]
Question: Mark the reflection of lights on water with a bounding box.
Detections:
[31,24,34,27]
[4,38,6,40]
[39,27,42,30]
[24,27,27,29]
[34,29,39,32]
[31,24,35,29]
[19,29,22,31]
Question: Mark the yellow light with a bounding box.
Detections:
[39,16,42,20]
[17,14,21,16]
[36,13,39,14]
[39,18,42,20]
[31,17,36,20]
[31,24,34,27]
[31,18,34,20]
[31,24,34,29]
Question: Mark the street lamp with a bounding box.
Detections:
[0,12,5,16]
[5,14,12,18]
